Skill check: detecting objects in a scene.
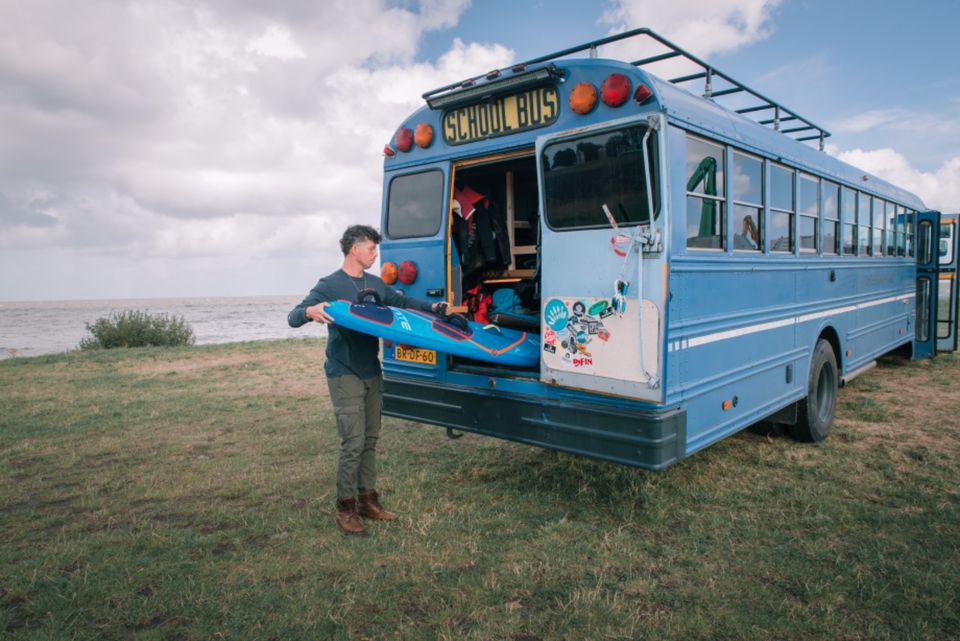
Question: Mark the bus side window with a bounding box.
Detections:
[685,135,725,250]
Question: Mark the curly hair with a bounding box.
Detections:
[339,225,382,255]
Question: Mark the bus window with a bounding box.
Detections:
[386,170,444,239]
[822,180,840,255]
[874,198,886,256]
[884,201,895,256]
[685,135,724,249]
[858,192,871,256]
[842,186,857,254]
[906,210,915,257]
[769,163,794,253]
[542,124,659,230]
[894,204,906,257]
[798,173,819,253]
[732,150,762,251]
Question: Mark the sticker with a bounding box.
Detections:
[588,300,609,316]
[600,307,615,319]
[544,343,557,354]
[544,328,557,345]
[586,320,599,334]
[544,299,569,331]
[598,328,610,342]
[572,301,586,317]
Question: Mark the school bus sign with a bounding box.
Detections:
[442,86,560,145]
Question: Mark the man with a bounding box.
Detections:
[288,225,444,534]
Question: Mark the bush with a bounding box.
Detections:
[79,310,195,350]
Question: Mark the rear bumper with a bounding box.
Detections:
[383,376,686,470]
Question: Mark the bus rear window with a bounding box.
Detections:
[542,125,659,230]
[386,170,443,238]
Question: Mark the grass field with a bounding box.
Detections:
[1,339,958,641]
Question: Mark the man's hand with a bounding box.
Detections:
[305,302,334,324]
[432,302,448,317]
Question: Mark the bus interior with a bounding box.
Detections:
[449,153,541,372]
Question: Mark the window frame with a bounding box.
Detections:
[684,133,727,251]
[385,169,445,239]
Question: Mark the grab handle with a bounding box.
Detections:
[356,288,384,306]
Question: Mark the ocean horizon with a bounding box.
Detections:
[0,294,328,360]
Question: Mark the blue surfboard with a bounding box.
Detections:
[325,293,539,367]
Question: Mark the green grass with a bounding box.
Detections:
[1,341,958,641]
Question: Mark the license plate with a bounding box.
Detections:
[394,345,437,365]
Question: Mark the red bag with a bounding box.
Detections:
[463,285,492,324]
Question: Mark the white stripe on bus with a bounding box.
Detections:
[669,293,914,352]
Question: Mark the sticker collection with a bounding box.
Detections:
[542,298,616,370]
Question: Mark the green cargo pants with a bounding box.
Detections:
[327,373,383,501]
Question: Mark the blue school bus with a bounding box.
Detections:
[374,29,940,469]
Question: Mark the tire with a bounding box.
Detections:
[791,339,838,443]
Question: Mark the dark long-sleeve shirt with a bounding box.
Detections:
[288,269,433,378]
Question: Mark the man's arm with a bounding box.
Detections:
[288,280,335,327]
[382,286,444,314]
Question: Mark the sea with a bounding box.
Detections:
[0,295,327,360]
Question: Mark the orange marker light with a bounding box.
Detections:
[414,123,433,148]
[600,73,631,107]
[381,261,398,285]
[569,82,597,115]
[722,400,733,411]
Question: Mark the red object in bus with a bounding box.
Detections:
[381,261,399,285]
[633,83,653,104]
[398,260,418,285]
[568,82,597,115]
[600,73,631,107]
[414,123,433,148]
[395,127,414,152]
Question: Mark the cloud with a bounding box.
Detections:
[0,0,513,298]
[599,0,782,60]
[827,145,960,212]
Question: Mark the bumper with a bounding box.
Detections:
[383,376,686,470]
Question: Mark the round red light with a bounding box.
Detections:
[383,145,395,157]
[633,83,653,105]
[381,261,398,285]
[600,73,631,107]
[398,260,417,285]
[569,82,597,115]
[395,128,414,152]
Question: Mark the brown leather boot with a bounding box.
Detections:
[357,490,397,521]
[335,498,364,534]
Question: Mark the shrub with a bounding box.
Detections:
[79,310,195,350]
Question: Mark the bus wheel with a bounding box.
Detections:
[791,339,838,443]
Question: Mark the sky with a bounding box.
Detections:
[1,0,959,302]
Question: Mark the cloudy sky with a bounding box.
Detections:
[1,0,958,301]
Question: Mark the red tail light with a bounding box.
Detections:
[398,260,417,285]
[381,262,398,285]
[600,73,631,107]
[633,83,653,104]
[395,127,414,152]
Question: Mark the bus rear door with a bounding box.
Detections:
[535,116,665,402]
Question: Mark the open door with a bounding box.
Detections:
[914,211,940,359]
[535,115,666,402]
[936,215,958,352]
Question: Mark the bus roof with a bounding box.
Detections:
[393,28,926,210]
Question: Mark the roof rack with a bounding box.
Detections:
[426,28,830,151]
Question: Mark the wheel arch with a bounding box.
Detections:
[816,324,842,374]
